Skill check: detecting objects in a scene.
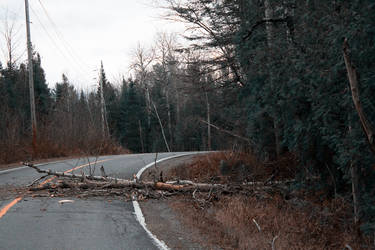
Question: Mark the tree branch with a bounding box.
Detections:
[200,120,253,145]
[242,18,288,41]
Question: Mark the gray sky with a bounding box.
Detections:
[0,0,183,90]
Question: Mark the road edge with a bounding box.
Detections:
[133,152,202,250]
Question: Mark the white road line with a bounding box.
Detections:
[133,152,200,250]
[136,152,193,179]
[133,201,170,250]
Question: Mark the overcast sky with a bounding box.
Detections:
[0,0,183,90]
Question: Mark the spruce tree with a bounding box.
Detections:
[118,80,146,152]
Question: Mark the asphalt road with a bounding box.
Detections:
[0,152,194,250]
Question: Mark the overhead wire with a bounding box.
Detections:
[29,5,91,84]
[36,0,93,73]
[29,2,95,89]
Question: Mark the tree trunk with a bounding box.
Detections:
[24,162,292,193]
[343,38,375,154]
[264,0,274,47]
[283,0,295,45]
[99,68,108,139]
[205,91,212,151]
[138,120,144,153]
[165,89,173,149]
[273,119,281,158]
[151,100,171,152]
[264,0,280,159]
[350,161,360,225]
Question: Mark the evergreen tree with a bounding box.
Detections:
[118,80,146,152]
[97,62,119,136]
[32,54,51,117]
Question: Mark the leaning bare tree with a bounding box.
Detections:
[343,38,375,225]
[130,43,171,152]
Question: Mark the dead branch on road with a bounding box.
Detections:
[23,162,292,199]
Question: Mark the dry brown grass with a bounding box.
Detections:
[167,152,371,249]
[167,151,296,183]
[0,137,128,165]
[171,194,368,249]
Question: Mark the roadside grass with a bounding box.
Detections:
[166,152,370,249]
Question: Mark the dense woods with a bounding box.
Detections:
[1,0,374,236]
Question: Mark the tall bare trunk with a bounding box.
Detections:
[147,88,170,153]
[342,39,375,226]
[264,0,280,158]
[205,91,212,151]
[166,90,173,148]
[343,39,375,154]
[273,120,280,158]
[350,161,360,225]
[283,0,295,45]
[152,101,171,152]
[264,0,273,47]
[138,120,144,153]
[146,86,152,128]
[175,87,181,124]
[99,70,108,139]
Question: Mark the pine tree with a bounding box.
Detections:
[32,54,51,117]
[118,80,146,152]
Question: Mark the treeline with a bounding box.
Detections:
[0,55,122,163]
[0,33,234,164]
[160,0,375,236]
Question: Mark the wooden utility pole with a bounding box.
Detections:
[24,0,37,154]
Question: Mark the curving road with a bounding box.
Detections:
[0,152,195,250]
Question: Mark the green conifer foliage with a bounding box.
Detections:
[118,80,146,152]
[236,0,375,232]
[32,54,51,117]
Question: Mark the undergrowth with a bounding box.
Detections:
[167,152,371,249]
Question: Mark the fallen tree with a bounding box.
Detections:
[22,162,294,197]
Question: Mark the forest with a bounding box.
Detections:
[1,0,374,237]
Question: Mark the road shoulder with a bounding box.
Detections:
[139,154,214,250]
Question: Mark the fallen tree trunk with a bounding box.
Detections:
[23,162,292,194]
[23,162,128,183]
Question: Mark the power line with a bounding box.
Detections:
[29,4,92,85]
[31,4,91,77]
[36,0,92,72]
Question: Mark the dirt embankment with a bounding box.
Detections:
[140,152,370,250]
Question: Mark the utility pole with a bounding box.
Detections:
[24,0,37,154]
